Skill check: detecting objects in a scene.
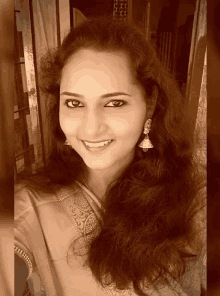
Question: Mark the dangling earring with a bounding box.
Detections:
[64,139,71,146]
[138,119,154,152]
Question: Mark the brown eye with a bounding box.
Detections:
[65,100,83,108]
[105,100,126,107]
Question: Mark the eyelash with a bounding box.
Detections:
[64,99,127,108]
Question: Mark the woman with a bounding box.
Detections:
[15,17,206,296]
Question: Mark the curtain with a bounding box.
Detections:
[32,0,59,164]
[16,0,71,174]
[32,0,71,162]
[15,0,45,174]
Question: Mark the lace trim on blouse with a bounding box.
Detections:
[14,245,33,280]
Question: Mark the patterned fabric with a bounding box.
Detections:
[23,282,31,296]
[14,180,206,295]
[113,0,128,21]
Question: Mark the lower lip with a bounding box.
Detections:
[82,140,113,152]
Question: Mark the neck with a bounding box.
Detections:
[83,151,135,200]
[87,170,114,192]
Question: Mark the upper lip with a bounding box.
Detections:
[82,139,112,143]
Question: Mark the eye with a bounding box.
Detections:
[105,100,126,107]
[64,99,83,108]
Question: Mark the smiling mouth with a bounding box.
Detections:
[82,139,113,150]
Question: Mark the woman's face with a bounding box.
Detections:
[59,49,148,172]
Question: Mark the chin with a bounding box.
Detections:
[83,157,114,169]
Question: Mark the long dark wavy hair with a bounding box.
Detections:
[20,17,206,295]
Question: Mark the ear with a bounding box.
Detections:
[147,101,156,119]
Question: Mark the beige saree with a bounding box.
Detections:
[14,180,206,296]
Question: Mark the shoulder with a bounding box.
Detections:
[14,179,81,217]
[14,179,55,220]
[14,182,53,215]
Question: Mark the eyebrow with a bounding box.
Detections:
[60,91,131,99]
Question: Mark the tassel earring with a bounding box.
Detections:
[64,139,71,146]
[138,119,154,152]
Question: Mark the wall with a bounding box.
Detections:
[177,0,196,27]
[70,0,113,18]
[149,0,164,31]
[150,0,196,35]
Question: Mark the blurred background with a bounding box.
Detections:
[0,1,16,295]
[14,0,207,180]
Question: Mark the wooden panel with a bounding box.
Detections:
[127,0,132,23]
[157,31,172,72]
[156,0,180,75]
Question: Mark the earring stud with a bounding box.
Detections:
[65,139,71,146]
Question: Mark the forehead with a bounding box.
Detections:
[63,49,132,72]
[60,49,135,90]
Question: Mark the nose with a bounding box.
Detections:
[81,109,106,137]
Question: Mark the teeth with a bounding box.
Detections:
[84,140,112,148]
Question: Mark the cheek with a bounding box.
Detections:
[109,111,145,138]
[59,116,79,134]
[109,119,130,135]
